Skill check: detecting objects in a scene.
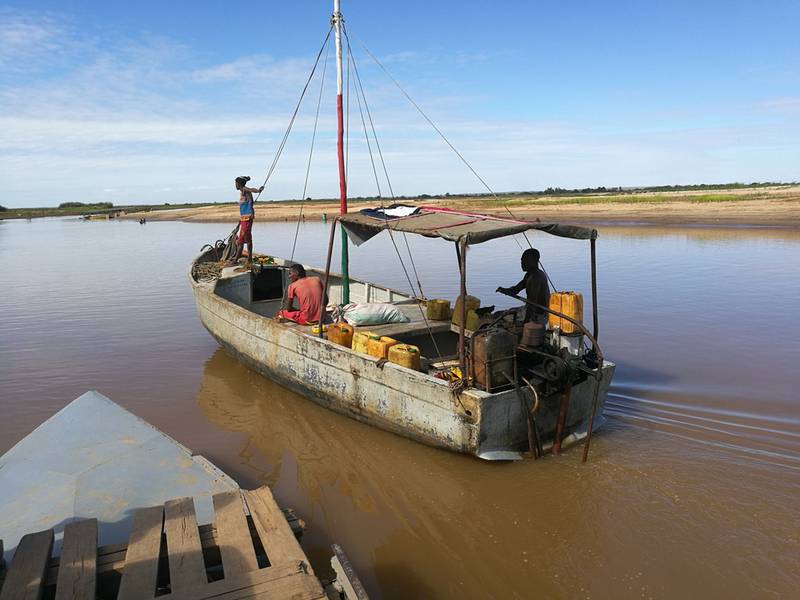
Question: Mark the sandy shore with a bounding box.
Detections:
[120,185,800,227]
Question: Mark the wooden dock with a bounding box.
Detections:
[0,486,367,600]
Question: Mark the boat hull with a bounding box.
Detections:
[193,282,482,452]
[190,259,615,459]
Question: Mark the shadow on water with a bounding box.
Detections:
[611,361,678,387]
[604,360,800,471]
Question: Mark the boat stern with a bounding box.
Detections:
[474,361,616,459]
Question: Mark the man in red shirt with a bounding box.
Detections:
[278,264,325,325]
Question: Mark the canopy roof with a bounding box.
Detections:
[339,205,598,246]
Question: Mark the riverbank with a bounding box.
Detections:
[119,185,800,227]
[0,202,222,221]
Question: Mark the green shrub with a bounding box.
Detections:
[58,201,114,209]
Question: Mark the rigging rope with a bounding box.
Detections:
[344,30,441,358]
[349,31,498,198]
[248,24,548,361]
[350,52,383,198]
[346,28,390,198]
[348,30,536,253]
[291,35,332,260]
[348,27,568,294]
[345,27,426,299]
[252,27,333,203]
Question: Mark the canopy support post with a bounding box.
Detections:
[457,238,467,377]
[319,218,339,338]
[340,229,349,303]
[590,237,598,341]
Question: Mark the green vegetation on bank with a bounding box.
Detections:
[0,201,221,220]
[1,203,119,220]
[516,182,795,196]
[1,181,796,220]
[348,181,798,202]
[471,193,755,208]
[58,201,114,209]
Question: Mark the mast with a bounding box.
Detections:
[333,0,349,303]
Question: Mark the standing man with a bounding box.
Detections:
[278,264,325,325]
[497,248,550,323]
[231,175,264,264]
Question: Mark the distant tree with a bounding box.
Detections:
[58,201,113,209]
[0,205,7,211]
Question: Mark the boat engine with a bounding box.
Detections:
[469,314,597,396]
[516,329,598,396]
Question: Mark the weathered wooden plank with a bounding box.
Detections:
[244,487,310,570]
[54,519,97,600]
[21,511,305,590]
[163,497,207,592]
[330,544,369,599]
[162,561,324,600]
[116,505,163,600]
[0,529,53,600]
[212,491,259,577]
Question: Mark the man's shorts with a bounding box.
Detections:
[237,218,253,245]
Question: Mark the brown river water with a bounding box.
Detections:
[1,217,798,598]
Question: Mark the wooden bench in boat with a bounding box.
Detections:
[0,486,367,600]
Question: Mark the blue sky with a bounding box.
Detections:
[1,1,798,207]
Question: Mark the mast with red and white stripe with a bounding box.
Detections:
[333,0,349,303]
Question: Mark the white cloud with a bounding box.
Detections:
[1,8,798,208]
[192,54,312,85]
[0,10,71,71]
[377,50,422,64]
[0,116,291,152]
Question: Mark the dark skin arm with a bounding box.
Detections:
[496,274,527,295]
[282,279,296,311]
[238,186,264,207]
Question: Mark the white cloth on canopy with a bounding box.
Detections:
[380,205,419,218]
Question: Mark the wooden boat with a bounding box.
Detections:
[189,1,615,461]
[0,391,367,599]
[0,390,237,564]
[190,207,615,461]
